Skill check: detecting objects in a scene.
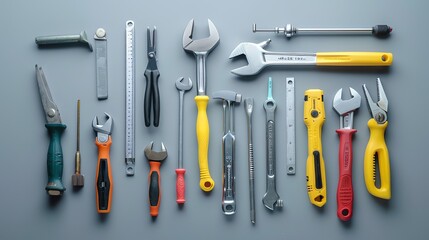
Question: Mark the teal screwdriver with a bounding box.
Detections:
[36,65,67,196]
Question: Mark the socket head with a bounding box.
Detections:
[72,174,84,187]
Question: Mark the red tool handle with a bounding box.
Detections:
[336,128,356,221]
[176,169,186,204]
[149,161,162,216]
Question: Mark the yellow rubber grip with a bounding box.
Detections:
[316,52,393,66]
[195,95,215,192]
[304,89,327,207]
[364,119,391,200]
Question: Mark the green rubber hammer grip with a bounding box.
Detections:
[45,123,66,196]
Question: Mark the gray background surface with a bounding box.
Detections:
[0,0,427,239]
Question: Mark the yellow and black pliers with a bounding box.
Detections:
[362,78,390,200]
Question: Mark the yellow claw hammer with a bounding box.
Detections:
[182,19,220,192]
[304,89,327,207]
[362,78,391,200]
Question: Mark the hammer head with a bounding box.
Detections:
[212,90,242,103]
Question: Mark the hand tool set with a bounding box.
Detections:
[33,19,393,222]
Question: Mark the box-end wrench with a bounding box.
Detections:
[229,39,392,76]
[262,77,283,211]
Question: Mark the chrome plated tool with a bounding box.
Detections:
[262,78,283,211]
[182,19,220,192]
[175,77,193,204]
[253,23,392,38]
[94,28,108,100]
[244,98,256,223]
[333,88,361,221]
[36,65,67,196]
[213,90,242,215]
[229,39,393,76]
[125,20,136,176]
[362,78,390,200]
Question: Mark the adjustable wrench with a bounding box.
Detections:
[229,39,393,76]
[262,78,283,211]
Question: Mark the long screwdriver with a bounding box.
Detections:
[72,99,84,187]
[304,89,327,207]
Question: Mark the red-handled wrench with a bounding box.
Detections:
[333,88,361,221]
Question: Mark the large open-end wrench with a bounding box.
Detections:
[262,78,283,211]
[229,39,393,76]
[182,19,220,192]
[333,88,361,221]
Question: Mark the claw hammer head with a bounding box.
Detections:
[182,19,220,54]
[229,39,271,76]
[212,90,242,103]
[144,141,168,162]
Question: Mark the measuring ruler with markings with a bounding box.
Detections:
[286,77,296,175]
[125,20,135,176]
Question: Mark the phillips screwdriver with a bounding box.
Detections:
[72,99,84,188]
[253,23,392,38]
[304,89,327,207]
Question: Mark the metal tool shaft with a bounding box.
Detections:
[244,98,255,223]
[178,90,185,168]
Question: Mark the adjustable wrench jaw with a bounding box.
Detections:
[333,88,361,129]
[182,19,220,54]
[92,113,113,143]
[263,182,283,211]
[229,40,271,76]
[144,141,168,162]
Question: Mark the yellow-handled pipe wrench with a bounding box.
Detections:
[304,89,327,207]
[362,78,390,199]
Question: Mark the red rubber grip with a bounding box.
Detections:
[176,169,186,204]
[336,128,356,221]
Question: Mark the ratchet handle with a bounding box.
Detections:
[364,119,390,199]
[144,70,160,127]
[316,52,392,66]
[95,136,113,214]
[149,161,162,216]
[175,168,186,204]
[45,123,67,196]
[195,95,215,192]
[336,128,356,221]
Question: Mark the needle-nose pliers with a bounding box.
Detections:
[144,27,160,127]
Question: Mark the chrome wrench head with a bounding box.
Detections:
[182,19,220,53]
[144,141,168,162]
[229,40,271,76]
[333,88,361,129]
[175,77,193,92]
[92,112,113,143]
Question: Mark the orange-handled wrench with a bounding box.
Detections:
[144,142,168,217]
[92,113,114,214]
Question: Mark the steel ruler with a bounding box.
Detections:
[286,77,295,175]
[125,20,135,176]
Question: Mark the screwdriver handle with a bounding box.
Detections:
[95,136,113,214]
[336,128,356,221]
[195,95,215,192]
[176,168,186,204]
[45,123,67,196]
[364,119,390,199]
[149,161,162,216]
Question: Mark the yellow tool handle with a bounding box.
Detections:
[364,119,391,199]
[316,52,392,66]
[195,95,215,192]
[304,89,327,207]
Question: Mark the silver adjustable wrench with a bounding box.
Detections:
[262,78,283,211]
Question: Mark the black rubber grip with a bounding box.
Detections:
[313,151,323,189]
[372,25,392,38]
[97,159,110,210]
[152,70,160,127]
[144,71,152,127]
[149,171,159,206]
[144,70,161,127]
